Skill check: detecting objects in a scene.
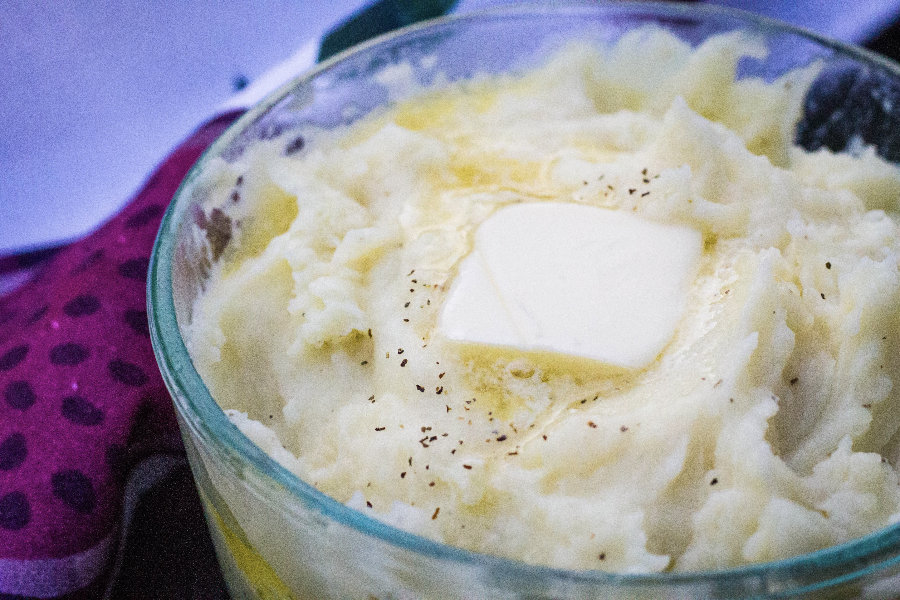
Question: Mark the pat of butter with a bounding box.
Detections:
[439,203,702,369]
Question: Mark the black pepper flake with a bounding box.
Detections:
[821,293,826,299]
[642,178,650,184]
[416,384,425,392]
[367,328,373,338]
[598,553,606,561]
[375,426,385,431]
[397,348,404,354]
[429,436,437,442]
[403,318,409,322]
[400,472,406,479]
[628,188,636,194]
[542,435,548,441]
[361,360,368,365]
[429,481,435,487]
[641,168,648,175]
[438,372,445,379]
[368,395,375,403]
[451,449,457,454]
[863,403,872,408]
[419,437,430,448]
[588,421,598,429]
[507,451,518,456]
[404,302,410,308]
[710,477,718,485]
[825,262,831,269]
[790,377,799,385]
[205,208,232,262]
[462,464,472,470]
[408,457,413,466]
[421,426,432,433]
[436,386,443,395]
[284,136,306,155]
[411,279,417,283]
[401,359,408,367]
[620,425,628,432]
[496,434,507,442]
[640,191,650,197]
[407,269,415,276]
[366,501,373,508]
[431,507,440,520]
[410,288,415,293]
[446,405,451,413]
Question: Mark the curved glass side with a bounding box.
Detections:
[148,3,900,598]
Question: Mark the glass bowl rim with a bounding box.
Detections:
[148,0,900,588]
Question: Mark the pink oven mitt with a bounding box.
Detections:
[0,110,243,599]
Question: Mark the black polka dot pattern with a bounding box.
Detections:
[51,470,96,514]
[26,304,49,324]
[118,257,149,281]
[61,395,105,426]
[0,305,16,326]
[108,359,149,387]
[0,110,242,564]
[49,342,89,366]
[0,344,28,371]
[4,380,36,410]
[0,491,30,530]
[124,309,150,337]
[70,248,105,275]
[0,433,27,470]
[63,294,101,317]
[125,204,164,228]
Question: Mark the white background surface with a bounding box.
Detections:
[2,0,899,253]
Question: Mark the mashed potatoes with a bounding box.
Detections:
[186,29,900,573]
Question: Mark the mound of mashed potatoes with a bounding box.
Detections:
[186,29,900,573]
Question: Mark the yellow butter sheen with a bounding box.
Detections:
[187,28,900,573]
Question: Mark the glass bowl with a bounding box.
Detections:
[149,2,900,598]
